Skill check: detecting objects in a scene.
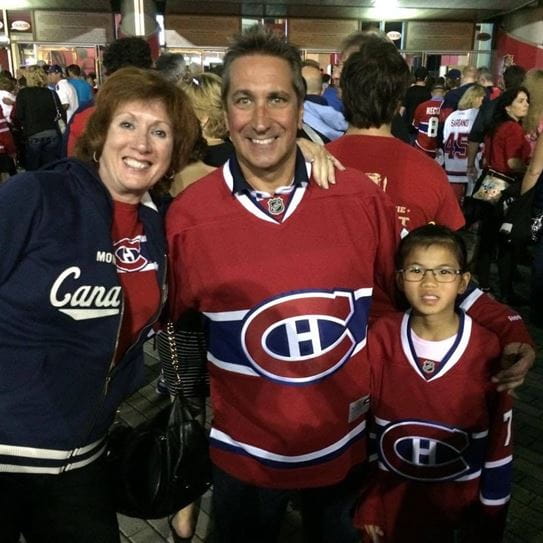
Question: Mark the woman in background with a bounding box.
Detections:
[442,83,486,203]
[475,87,531,304]
[523,69,543,152]
[180,72,234,168]
[520,70,543,327]
[13,65,63,170]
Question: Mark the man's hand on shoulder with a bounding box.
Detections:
[493,342,536,393]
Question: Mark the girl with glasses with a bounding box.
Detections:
[356,224,513,543]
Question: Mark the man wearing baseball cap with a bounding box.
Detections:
[441,65,478,121]
[445,68,461,89]
[47,65,79,122]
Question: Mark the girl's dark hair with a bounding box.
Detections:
[395,224,468,271]
[488,86,530,136]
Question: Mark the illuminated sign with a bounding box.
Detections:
[11,20,31,31]
[387,31,402,41]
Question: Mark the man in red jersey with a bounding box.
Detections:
[166,27,400,543]
[327,34,463,233]
[412,82,445,159]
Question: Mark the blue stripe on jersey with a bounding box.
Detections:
[210,420,366,469]
[457,283,483,311]
[480,456,513,505]
[418,122,429,134]
[205,288,372,385]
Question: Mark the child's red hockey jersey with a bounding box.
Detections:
[356,311,513,542]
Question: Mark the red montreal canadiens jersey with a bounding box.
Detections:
[412,98,443,158]
[355,312,512,542]
[166,161,399,489]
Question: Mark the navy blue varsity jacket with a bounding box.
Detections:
[0,159,167,474]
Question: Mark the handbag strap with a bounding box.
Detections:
[49,89,62,120]
[165,320,183,391]
[487,168,516,184]
[163,320,196,408]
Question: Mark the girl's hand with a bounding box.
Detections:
[364,524,384,543]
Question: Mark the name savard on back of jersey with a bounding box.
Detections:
[379,420,473,482]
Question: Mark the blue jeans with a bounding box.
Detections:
[25,129,60,170]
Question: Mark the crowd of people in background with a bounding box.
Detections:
[396,61,543,325]
[0,27,540,543]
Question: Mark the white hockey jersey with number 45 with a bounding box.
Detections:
[443,108,481,186]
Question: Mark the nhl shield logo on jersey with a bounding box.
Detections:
[421,360,436,373]
[114,236,149,272]
[241,289,369,384]
[379,420,470,481]
[418,358,441,378]
[267,196,285,216]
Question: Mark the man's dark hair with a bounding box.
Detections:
[67,64,81,77]
[0,75,15,92]
[503,65,526,90]
[102,37,152,76]
[414,66,428,81]
[396,224,468,272]
[221,26,305,106]
[155,52,186,83]
[341,36,410,128]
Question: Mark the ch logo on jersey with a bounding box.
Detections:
[114,237,148,272]
[241,290,364,384]
[379,420,470,481]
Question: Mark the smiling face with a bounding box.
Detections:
[397,244,470,321]
[506,91,529,121]
[224,54,303,191]
[98,99,174,204]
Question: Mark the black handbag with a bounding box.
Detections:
[499,186,537,245]
[472,169,516,205]
[106,322,212,519]
[463,169,517,227]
